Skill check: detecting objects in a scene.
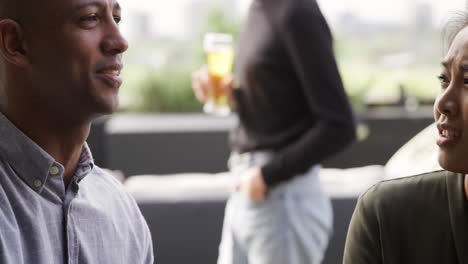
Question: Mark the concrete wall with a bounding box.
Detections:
[87,107,434,177]
[323,106,434,168]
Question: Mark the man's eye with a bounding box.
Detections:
[80,14,99,23]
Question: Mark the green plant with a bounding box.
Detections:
[131,66,203,112]
[119,4,242,113]
[194,4,241,63]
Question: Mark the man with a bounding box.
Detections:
[0,0,154,263]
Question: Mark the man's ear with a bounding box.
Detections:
[0,19,29,67]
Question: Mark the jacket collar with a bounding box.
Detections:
[446,170,468,263]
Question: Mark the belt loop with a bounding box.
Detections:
[246,152,252,165]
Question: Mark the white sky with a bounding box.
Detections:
[118,0,466,38]
[317,0,465,27]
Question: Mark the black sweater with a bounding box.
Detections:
[230,0,356,187]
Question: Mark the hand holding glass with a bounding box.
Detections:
[203,33,234,116]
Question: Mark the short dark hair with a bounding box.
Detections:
[443,10,468,52]
[0,0,37,26]
[0,0,20,20]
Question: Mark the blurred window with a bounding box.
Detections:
[116,0,466,113]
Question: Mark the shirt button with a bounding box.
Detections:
[33,179,42,187]
[49,166,60,176]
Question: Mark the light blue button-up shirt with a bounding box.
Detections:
[0,112,154,264]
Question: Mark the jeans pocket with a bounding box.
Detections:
[236,190,265,210]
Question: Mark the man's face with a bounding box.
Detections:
[26,0,128,118]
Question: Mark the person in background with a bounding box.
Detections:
[344,10,468,264]
[192,0,356,263]
[0,0,153,263]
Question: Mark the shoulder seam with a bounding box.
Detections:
[380,170,446,184]
[360,170,446,198]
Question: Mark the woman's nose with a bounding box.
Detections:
[435,85,459,117]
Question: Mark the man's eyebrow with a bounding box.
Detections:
[74,1,121,11]
[74,1,103,10]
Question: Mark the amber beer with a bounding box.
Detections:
[203,33,234,116]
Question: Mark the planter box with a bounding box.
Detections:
[87,106,434,177]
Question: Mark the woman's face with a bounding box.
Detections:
[435,25,468,173]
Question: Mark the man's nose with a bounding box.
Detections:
[101,21,128,56]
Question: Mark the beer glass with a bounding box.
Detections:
[203,32,234,116]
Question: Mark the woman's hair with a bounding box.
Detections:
[443,10,468,52]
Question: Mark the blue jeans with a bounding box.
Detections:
[217,151,333,264]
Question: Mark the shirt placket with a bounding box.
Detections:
[64,178,80,264]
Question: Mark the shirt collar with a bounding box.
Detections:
[0,112,95,192]
[75,143,95,183]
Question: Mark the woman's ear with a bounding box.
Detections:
[0,19,29,67]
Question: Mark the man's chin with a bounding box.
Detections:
[91,96,119,116]
[102,101,119,115]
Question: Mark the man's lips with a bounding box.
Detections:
[96,64,123,88]
[98,69,120,75]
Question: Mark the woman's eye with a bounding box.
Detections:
[113,16,121,24]
[464,78,468,85]
[438,74,449,85]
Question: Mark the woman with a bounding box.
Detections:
[344,11,468,264]
[192,0,356,263]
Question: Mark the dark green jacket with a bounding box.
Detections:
[344,170,468,264]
